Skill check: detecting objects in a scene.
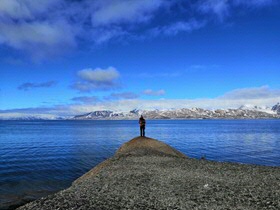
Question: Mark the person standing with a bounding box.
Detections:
[139,115,146,137]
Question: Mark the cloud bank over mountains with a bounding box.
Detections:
[2,86,280,118]
[0,0,276,60]
[219,86,280,100]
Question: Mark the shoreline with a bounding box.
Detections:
[16,137,280,210]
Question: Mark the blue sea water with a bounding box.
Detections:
[0,119,280,209]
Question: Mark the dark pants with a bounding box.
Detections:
[140,126,145,137]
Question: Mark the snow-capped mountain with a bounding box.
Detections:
[73,103,280,120]
[238,104,275,114]
[272,103,280,114]
[0,114,62,120]
[74,111,114,119]
[2,103,279,120]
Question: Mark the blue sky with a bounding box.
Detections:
[0,0,280,117]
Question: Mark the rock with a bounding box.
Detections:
[272,102,280,114]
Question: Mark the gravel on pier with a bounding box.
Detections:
[17,137,280,210]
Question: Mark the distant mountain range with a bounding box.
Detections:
[0,115,65,121]
[1,103,280,120]
[72,103,280,120]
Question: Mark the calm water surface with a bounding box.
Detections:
[0,120,279,209]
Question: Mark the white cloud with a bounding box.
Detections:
[0,0,168,58]
[0,0,60,19]
[198,0,230,20]
[0,0,31,19]
[91,0,164,26]
[91,26,128,44]
[219,86,280,99]
[105,92,139,100]
[78,67,120,82]
[0,0,74,60]
[189,64,219,70]
[234,0,275,7]
[150,19,206,36]
[71,96,100,104]
[143,89,166,96]
[18,81,57,91]
[0,0,276,60]
[0,20,76,52]
[137,72,181,78]
[197,0,275,20]
[72,67,121,92]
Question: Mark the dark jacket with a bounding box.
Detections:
[139,117,146,127]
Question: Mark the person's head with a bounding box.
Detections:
[140,115,143,119]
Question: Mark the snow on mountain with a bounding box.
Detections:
[74,111,114,119]
[238,104,275,114]
[72,103,280,120]
[0,113,61,120]
[2,103,279,120]
[272,103,280,114]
